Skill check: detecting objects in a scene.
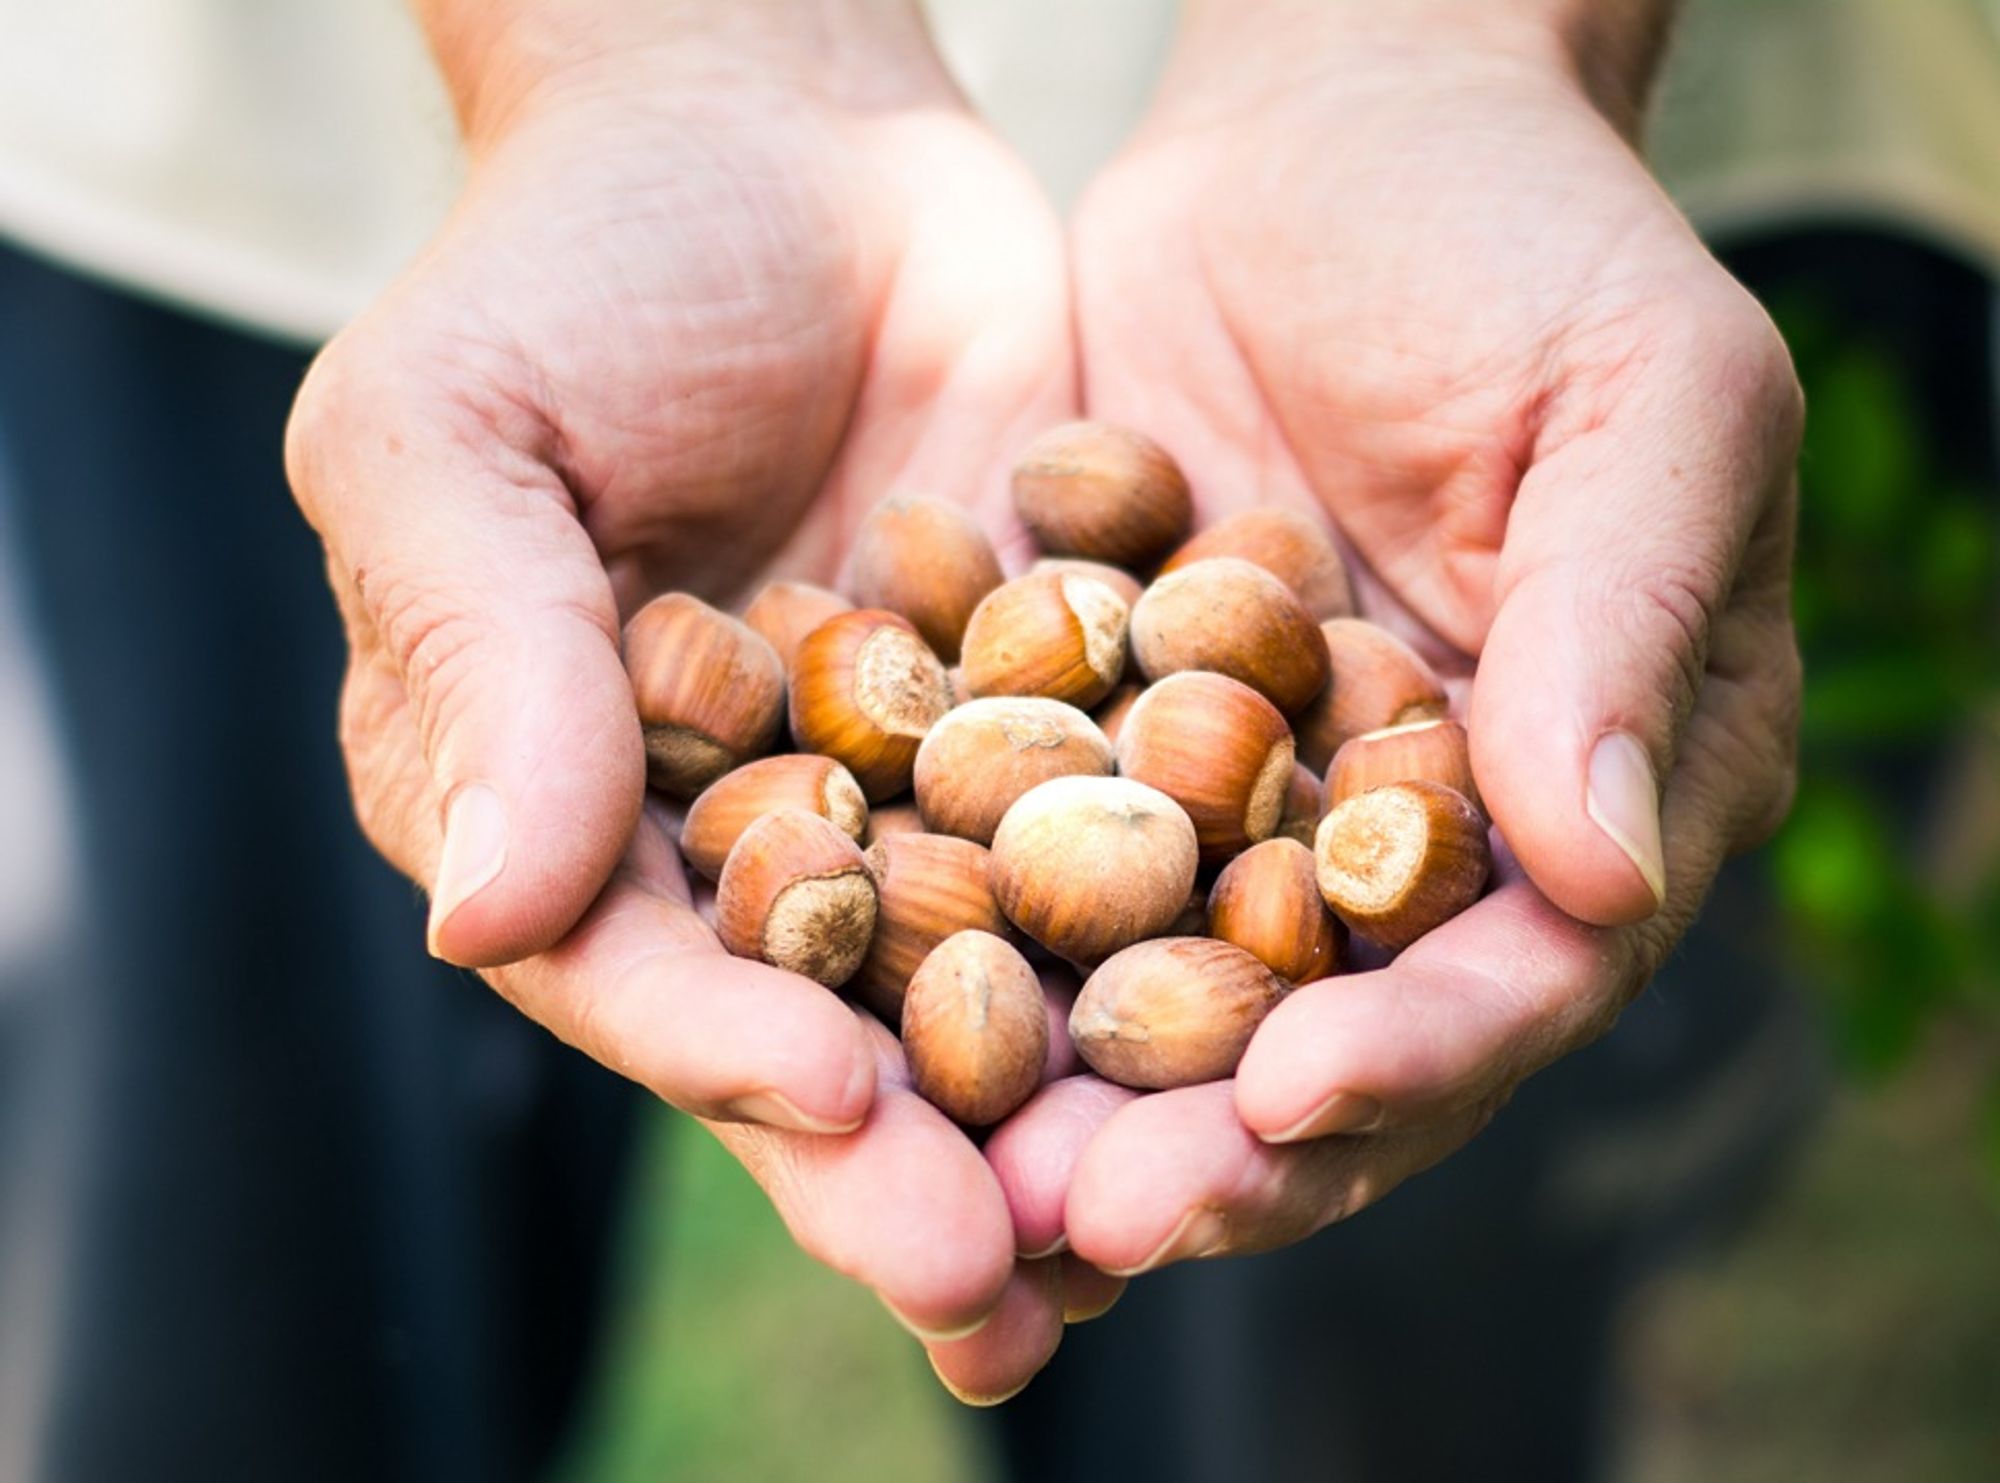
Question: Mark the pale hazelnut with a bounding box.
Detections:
[1326,719,1481,815]
[1207,838,1345,983]
[1277,763,1324,847]
[716,809,879,987]
[1012,421,1192,567]
[1293,619,1449,773]
[902,930,1048,1126]
[740,580,853,671]
[846,497,1004,663]
[1130,557,1330,715]
[1159,507,1354,618]
[679,754,867,881]
[913,697,1114,845]
[960,569,1129,710]
[853,833,1009,1022]
[789,609,953,801]
[1070,938,1287,1089]
[989,776,1198,965]
[1114,671,1295,865]
[1313,781,1490,949]
[623,592,785,798]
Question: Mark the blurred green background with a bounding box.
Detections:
[544,271,2000,1482]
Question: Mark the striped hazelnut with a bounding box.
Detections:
[1091,682,1144,746]
[1012,421,1192,567]
[1326,718,1481,815]
[680,754,867,881]
[716,809,878,987]
[1293,619,1450,772]
[863,799,926,846]
[1070,938,1287,1089]
[1207,838,1345,983]
[623,592,785,798]
[960,568,1129,709]
[914,697,1114,846]
[853,833,1009,1023]
[740,580,853,672]
[1114,671,1295,865]
[1159,507,1354,618]
[1130,557,1330,715]
[1277,763,1324,847]
[1313,781,1490,950]
[789,609,952,801]
[902,930,1048,1126]
[846,496,1004,663]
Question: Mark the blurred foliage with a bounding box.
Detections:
[1765,288,2000,1109]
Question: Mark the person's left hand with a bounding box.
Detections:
[984,3,1803,1278]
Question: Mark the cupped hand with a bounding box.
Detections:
[284,9,1075,1395]
[1007,6,1803,1274]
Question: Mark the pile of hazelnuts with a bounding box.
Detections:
[624,423,1490,1128]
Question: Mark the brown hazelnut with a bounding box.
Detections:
[846,497,1004,663]
[623,592,786,798]
[1293,619,1449,772]
[853,833,1009,1022]
[1011,421,1192,567]
[1070,938,1287,1089]
[1207,838,1345,983]
[740,580,853,672]
[1091,682,1144,746]
[862,799,926,846]
[716,809,879,986]
[1326,718,1480,815]
[1313,781,1490,950]
[1029,557,1145,610]
[1276,763,1324,847]
[989,776,1198,965]
[1113,671,1295,865]
[789,609,953,801]
[680,754,867,881]
[902,930,1049,1126]
[1129,557,1330,715]
[1159,508,1354,618]
[913,697,1114,845]
[959,569,1129,709]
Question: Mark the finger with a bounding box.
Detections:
[1470,298,1801,927]
[708,1021,1017,1340]
[1058,1253,1126,1325]
[984,1075,1139,1257]
[925,1258,1066,1406]
[288,329,643,967]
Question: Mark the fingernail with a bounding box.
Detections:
[1263,1091,1382,1144]
[427,784,509,956]
[929,1354,1031,1408]
[882,1296,994,1345]
[720,1090,865,1136]
[1103,1206,1228,1278]
[1063,1285,1123,1325]
[1586,732,1666,910]
[1019,1235,1069,1260]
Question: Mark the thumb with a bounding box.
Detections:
[288,336,644,967]
[1469,326,1798,927]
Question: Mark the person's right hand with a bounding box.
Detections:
[284,1,1076,1397]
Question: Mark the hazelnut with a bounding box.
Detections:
[1029,557,1145,610]
[1114,672,1295,865]
[1207,839,1345,983]
[959,569,1129,710]
[989,776,1198,964]
[913,697,1114,845]
[716,809,879,986]
[862,799,926,846]
[1091,682,1144,746]
[1129,557,1330,715]
[1276,763,1324,847]
[902,930,1048,1126]
[740,580,853,672]
[623,592,786,798]
[1011,420,1192,567]
[789,609,953,801]
[846,497,1004,663]
[1159,508,1353,618]
[1326,718,1481,815]
[1293,619,1449,772]
[853,833,1009,1022]
[680,754,868,880]
[1070,938,1287,1089]
[1313,781,1490,949]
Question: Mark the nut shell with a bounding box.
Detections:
[862,799,926,846]
[1313,781,1490,949]
[1207,839,1345,983]
[789,609,953,801]
[1091,682,1144,746]
[914,697,1113,846]
[902,930,1049,1126]
[1114,671,1295,865]
[1293,619,1450,772]
[1277,763,1324,847]
[1012,421,1192,566]
[1326,719,1481,816]
[1070,938,1287,1089]
[741,581,854,671]
[989,775,1198,965]
[624,592,786,798]
[1159,508,1353,618]
[853,833,1009,1022]
[960,569,1129,709]
[1130,557,1330,715]
[1030,557,1145,609]
[847,497,1004,663]
[716,809,879,986]
[681,754,867,880]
